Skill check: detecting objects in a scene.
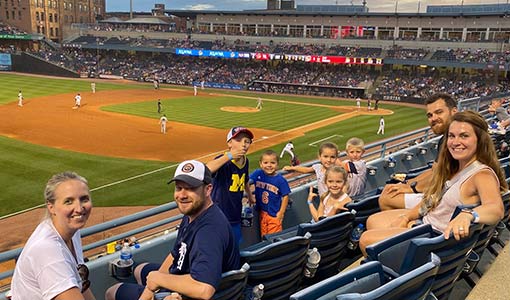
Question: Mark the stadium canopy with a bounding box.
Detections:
[125,17,169,25]
[99,17,125,23]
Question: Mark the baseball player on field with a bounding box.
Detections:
[193,85,198,96]
[91,82,96,93]
[280,141,295,160]
[159,114,168,134]
[18,90,23,107]
[377,116,385,135]
[74,93,81,108]
[256,97,263,110]
[356,97,361,111]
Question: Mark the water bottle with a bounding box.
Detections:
[304,247,321,278]
[241,205,253,227]
[119,242,133,267]
[347,224,365,250]
[252,284,264,300]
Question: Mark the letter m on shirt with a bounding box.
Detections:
[229,174,246,192]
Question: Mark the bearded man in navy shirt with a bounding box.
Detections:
[106,160,240,300]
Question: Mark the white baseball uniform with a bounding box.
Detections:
[193,85,198,96]
[91,82,96,93]
[159,115,168,134]
[18,92,23,107]
[377,117,385,135]
[280,142,295,159]
[74,94,81,107]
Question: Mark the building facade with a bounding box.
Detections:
[0,0,105,41]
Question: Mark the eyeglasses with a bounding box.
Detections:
[77,264,91,293]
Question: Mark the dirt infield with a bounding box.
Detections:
[0,88,391,162]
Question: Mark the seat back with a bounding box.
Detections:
[297,212,355,279]
[365,224,436,274]
[290,253,440,300]
[212,263,250,300]
[240,235,310,300]
[336,253,441,300]
[403,223,482,300]
[345,194,381,227]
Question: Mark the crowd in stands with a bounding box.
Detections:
[375,69,507,100]
[0,22,26,35]
[431,48,510,64]
[2,27,508,101]
[386,46,429,60]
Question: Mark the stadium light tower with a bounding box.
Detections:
[130,0,133,19]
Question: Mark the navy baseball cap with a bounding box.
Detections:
[168,160,212,187]
[226,126,254,142]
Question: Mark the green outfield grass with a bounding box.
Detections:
[102,96,343,131]
[0,73,428,217]
[0,73,147,105]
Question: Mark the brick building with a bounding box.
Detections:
[0,0,105,41]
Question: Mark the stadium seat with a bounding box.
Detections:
[296,212,355,281]
[213,263,250,300]
[289,253,440,300]
[263,212,355,282]
[240,235,311,300]
[345,194,381,227]
[365,223,482,300]
[154,263,250,300]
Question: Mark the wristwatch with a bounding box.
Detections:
[461,208,480,223]
[410,181,419,194]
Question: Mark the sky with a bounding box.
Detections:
[106,1,509,13]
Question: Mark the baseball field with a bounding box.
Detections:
[0,72,428,218]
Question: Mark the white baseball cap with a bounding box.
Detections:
[168,160,212,187]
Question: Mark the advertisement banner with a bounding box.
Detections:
[0,53,12,71]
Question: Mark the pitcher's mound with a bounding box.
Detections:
[221,106,259,113]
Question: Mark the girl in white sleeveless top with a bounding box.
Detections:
[307,166,352,222]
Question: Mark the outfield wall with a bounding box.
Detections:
[11,53,80,78]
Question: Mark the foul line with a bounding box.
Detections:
[309,134,343,147]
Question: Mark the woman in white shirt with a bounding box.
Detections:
[11,172,96,300]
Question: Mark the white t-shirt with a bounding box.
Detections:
[312,163,327,196]
[11,219,84,300]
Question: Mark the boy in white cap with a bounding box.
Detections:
[207,126,255,246]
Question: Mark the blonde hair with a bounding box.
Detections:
[320,166,348,202]
[346,137,365,151]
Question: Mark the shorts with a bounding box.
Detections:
[404,193,424,209]
[114,263,166,300]
[259,211,282,237]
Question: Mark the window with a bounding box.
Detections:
[55,27,58,36]
[50,27,53,36]
[35,11,39,21]
[49,13,52,22]
[64,15,68,22]
[54,14,58,22]
[5,10,8,19]
[18,10,20,19]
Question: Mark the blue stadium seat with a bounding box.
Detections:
[240,235,311,300]
[213,263,250,300]
[345,194,381,227]
[289,253,440,300]
[365,223,482,300]
[296,212,355,280]
[155,263,249,300]
[263,212,355,282]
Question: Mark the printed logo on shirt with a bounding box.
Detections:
[177,242,187,270]
[229,174,246,192]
